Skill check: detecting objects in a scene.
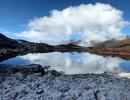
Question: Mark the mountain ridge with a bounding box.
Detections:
[0,33,130,60]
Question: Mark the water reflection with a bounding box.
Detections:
[0,52,129,74]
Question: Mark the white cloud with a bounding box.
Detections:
[18,3,129,46]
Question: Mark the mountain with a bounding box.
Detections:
[93,37,130,49]
[0,33,57,61]
[87,37,130,59]
[59,40,88,47]
[0,33,87,52]
[0,33,130,60]
[0,33,88,61]
[0,33,55,52]
[0,33,18,48]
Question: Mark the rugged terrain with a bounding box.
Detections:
[1,64,130,100]
[86,37,130,59]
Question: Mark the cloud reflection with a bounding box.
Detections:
[19,52,124,74]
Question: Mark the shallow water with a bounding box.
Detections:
[0,52,130,74]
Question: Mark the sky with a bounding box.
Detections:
[0,0,130,45]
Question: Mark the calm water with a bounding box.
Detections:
[0,52,130,74]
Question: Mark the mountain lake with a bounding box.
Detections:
[0,52,130,74]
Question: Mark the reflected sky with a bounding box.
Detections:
[0,52,130,74]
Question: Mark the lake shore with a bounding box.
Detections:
[1,64,130,100]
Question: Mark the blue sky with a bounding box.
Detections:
[0,0,130,41]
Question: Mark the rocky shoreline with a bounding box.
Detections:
[1,64,130,100]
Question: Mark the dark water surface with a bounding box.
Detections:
[0,52,130,74]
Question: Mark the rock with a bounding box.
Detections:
[37,89,43,94]
[49,70,62,76]
[94,90,106,100]
[18,89,28,98]
[15,73,24,81]
[0,64,45,75]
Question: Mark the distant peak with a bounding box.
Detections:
[0,33,12,41]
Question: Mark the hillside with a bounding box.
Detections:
[94,37,130,49]
[87,37,130,59]
[0,33,87,52]
[0,33,19,48]
[1,33,130,60]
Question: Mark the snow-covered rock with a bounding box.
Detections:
[1,64,130,100]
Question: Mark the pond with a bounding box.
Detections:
[0,52,130,74]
